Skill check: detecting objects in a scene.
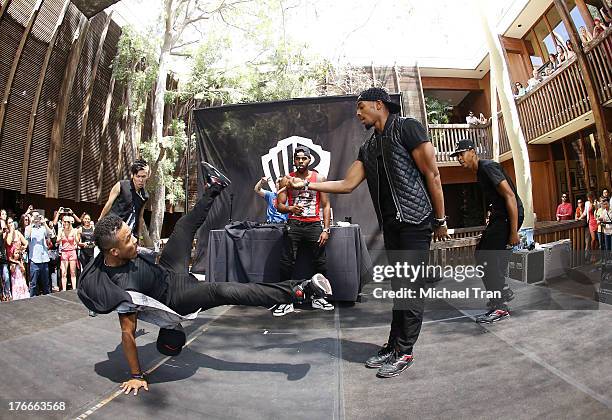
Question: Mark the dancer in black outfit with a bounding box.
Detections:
[78,162,332,395]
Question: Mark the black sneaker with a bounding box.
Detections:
[293,273,332,302]
[376,351,414,378]
[486,288,514,309]
[365,343,394,368]
[201,161,231,189]
[475,308,510,324]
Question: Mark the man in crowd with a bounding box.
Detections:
[556,193,573,221]
[452,139,523,323]
[100,159,150,240]
[275,146,334,317]
[284,87,449,378]
[466,111,479,125]
[78,162,332,395]
[254,176,287,224]
[24,211,54,296]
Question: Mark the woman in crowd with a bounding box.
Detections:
[556,44,567,66]
[58,216,80,291]
[9,248,29,300]
[514,81,526,98]
[579,26,593,45]
[565,39,576,60]
[548,53,558,72]
[581,192,599,259]
[593,18,607,38]
[77,213,95,270]
[47,219,60,292]
[575,198,585,219]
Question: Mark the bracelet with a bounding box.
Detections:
[304,180,310,191]
[432,216,448,227]
[131,372,146,380]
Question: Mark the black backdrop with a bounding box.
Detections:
[191,94,399,273]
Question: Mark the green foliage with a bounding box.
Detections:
[139,119,187,206]
[425,96,453,124]
[112,25,158,119]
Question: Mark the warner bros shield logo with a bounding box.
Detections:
[261,136,331,192]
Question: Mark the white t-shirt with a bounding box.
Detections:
[600,209,612,235]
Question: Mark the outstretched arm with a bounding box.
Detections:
[99,182,121,220]
[292,160,366,194]
[254,177,267,198]
[118,313,148,395]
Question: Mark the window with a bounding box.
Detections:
[546,7,569,50]
[534,19,555,56]
[524,31,544,68]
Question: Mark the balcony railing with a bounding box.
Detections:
[515,57,589,142]
[585,28,612,105]
[429,123,493,164]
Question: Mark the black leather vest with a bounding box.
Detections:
[109,179,148,233]
[359,116,433,226]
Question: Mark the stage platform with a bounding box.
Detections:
[1,275,612,420]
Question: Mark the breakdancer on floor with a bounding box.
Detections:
[77,162,332,395]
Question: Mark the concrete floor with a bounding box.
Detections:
[1,275,612,420]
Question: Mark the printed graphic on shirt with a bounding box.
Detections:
[290,189,318,217]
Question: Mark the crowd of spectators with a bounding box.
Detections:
[515,17,610,100]
[0,205,95,301]
[556,187,612,255]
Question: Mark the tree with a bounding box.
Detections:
[147,0,252,241]
[424,96,453,124]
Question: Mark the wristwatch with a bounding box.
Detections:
[322,227,331,234]
[432,216,448,227]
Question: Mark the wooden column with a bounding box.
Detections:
[0,0,43,138]
[46,15,89,198]
[574,0,594,32]
[562,138,574,205]
[0,0,13,21]
[578,132,591,194]
[555,0,612,189]
[393,63,400,93]
[22,0,70,194]
[75,11,113,202]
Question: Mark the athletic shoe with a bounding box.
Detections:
[376,351,414,378]
[201,161,231,189]
[294,273,332,302]
[486,288,514,309]
[365,343,395,368]
[475,309,510,323]
[272,303,294,317]
[312,297,334,311]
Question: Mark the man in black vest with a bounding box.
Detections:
[451,139,524,323]
[99,159,150,239]
[284,87,449,378]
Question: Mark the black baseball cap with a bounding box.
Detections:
[293,145,311,158]
[156,327,186,356]
[357,87,401,114]
[450,139,476,157]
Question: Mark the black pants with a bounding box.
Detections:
[159,187,303,316]
[383,218,432,354]
[475,216,524,308]
[279,219,327,281]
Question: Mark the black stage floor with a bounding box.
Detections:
[1,275,612,420]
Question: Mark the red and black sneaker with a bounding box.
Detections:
[376,351,414,378]
[201,161,231,189]
[475,309,510,324]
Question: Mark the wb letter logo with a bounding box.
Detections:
[261,136,330,191]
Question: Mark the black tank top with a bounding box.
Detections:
[109,180,148,234]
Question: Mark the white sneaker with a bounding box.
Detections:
[272,303,295,317]
[312,298,334,311]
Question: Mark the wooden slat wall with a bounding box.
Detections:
[1,0,63,192]
[27,3,80,195]
[57,12,105,201]
[80,17,117,202]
